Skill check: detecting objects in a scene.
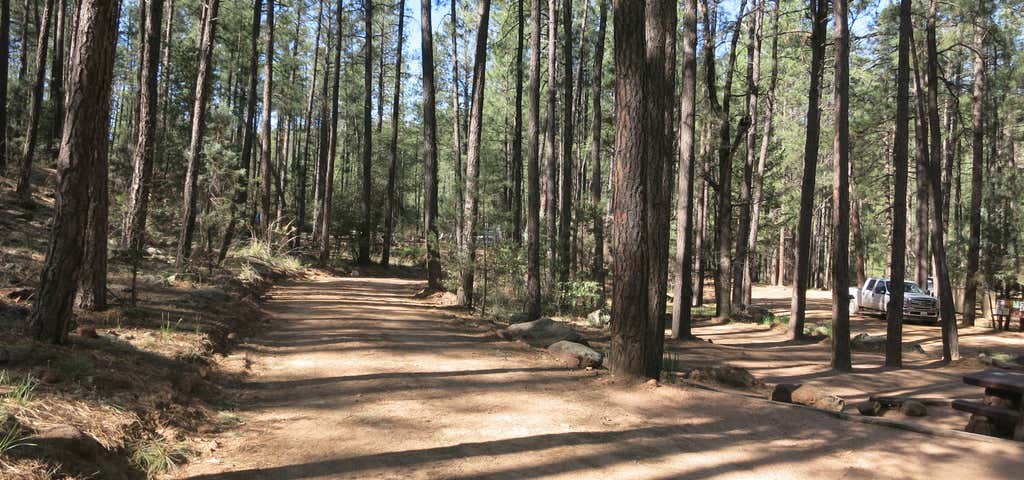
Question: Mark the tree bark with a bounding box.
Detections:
[511,0,525,244]
[526,0,543,318]
[543,0,557,283]
[30,0,118,343]
[924,0,958,362]
[14,0,53,201]
[259,0,275,237]
[175,0,220,268]
[733,1,762,309]
[48,0,65,148]
[451,0,464,251]
[320,0,343,263]
[788,0,826,339]
[556,0,573,286]
[963,11,984,327]
[710,0,748,321]
[609,0,653,379]
[381,0,406,266]
[671,0,697,339]
[590,0,607,283]
[358,0,374,265]
[0,0,11,171]
[831,0,851,371]
[217,0,262,263]
[745,0,778,305]
[455,0,491,307]
[886,0,912,368]
[420,0,442,289]
[122,0,164,255]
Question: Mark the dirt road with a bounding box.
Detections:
[175,276,1023,479]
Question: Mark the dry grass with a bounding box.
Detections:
[0,179,307,479]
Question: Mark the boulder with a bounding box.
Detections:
[770,383,800,402]
[507,312,531,324]
[32,425,104,459]
[497,317,585,347]
[548,341,603,368]
[855,400,885,416]
[586,309,610,328]
[851,333,886,350]
[77,326,100,339]
[770,383,845,412]
[686,365,758,389]
[900,400,928,417]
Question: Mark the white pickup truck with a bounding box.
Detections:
[849,277,939,323]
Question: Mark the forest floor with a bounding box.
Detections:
[1,171,307,479]
[665,285,1024,432]
[173,275,1024,480]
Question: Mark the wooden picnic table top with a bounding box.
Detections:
[964,371,1024,394]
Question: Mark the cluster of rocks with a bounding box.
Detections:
[770,383,846,412]
[497,317,603,368]
[682,365,759,389]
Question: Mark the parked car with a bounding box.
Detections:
[849,277,939,323]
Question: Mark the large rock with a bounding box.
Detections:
[855,400,885,416]
[851,333,886,351]
[900,400,928,417]
[32,425,104,459]
[685,365,758,389]
[507,312,531,324]
[770,383,845,412]
[548,341,603,368]
[586,309,610,328]
[497,317,585,347]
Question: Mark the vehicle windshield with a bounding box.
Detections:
[877,281,925,294]
[904,282,924,294]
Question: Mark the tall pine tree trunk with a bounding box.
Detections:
[671,0,697,339]
[745,0,779,305]
[733,1,762,309]
[510,0,525,244]
[358,0,374,264]
[319,0,343,263]
[831,0,851,371]
[260,0,275,237]
[47,0,65,148]
[456,0,491,307]
[886,0,912,368]
[381,0,406,266]
[30,0,118,343]
[589,0,607,283]
[0,0,10,171]
[556,0,573,285]
[788,0,826,339]
[420,0,442,289]
[711,0,748,321]
[218,0,263,263]
[924,0,958,361]
[14,0,53,201]
[963,12,984,327]
[122,0,164,255]
[543,0,558,283]
[525,0,543,318]
[609,0,651,379]
[175,0,220,268]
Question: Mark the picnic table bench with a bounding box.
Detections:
[953,370,1024,440]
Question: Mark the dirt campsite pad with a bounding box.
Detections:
[665,286,1024,431]
[174,276,1024,479]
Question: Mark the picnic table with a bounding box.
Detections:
[952,370,1024,440]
